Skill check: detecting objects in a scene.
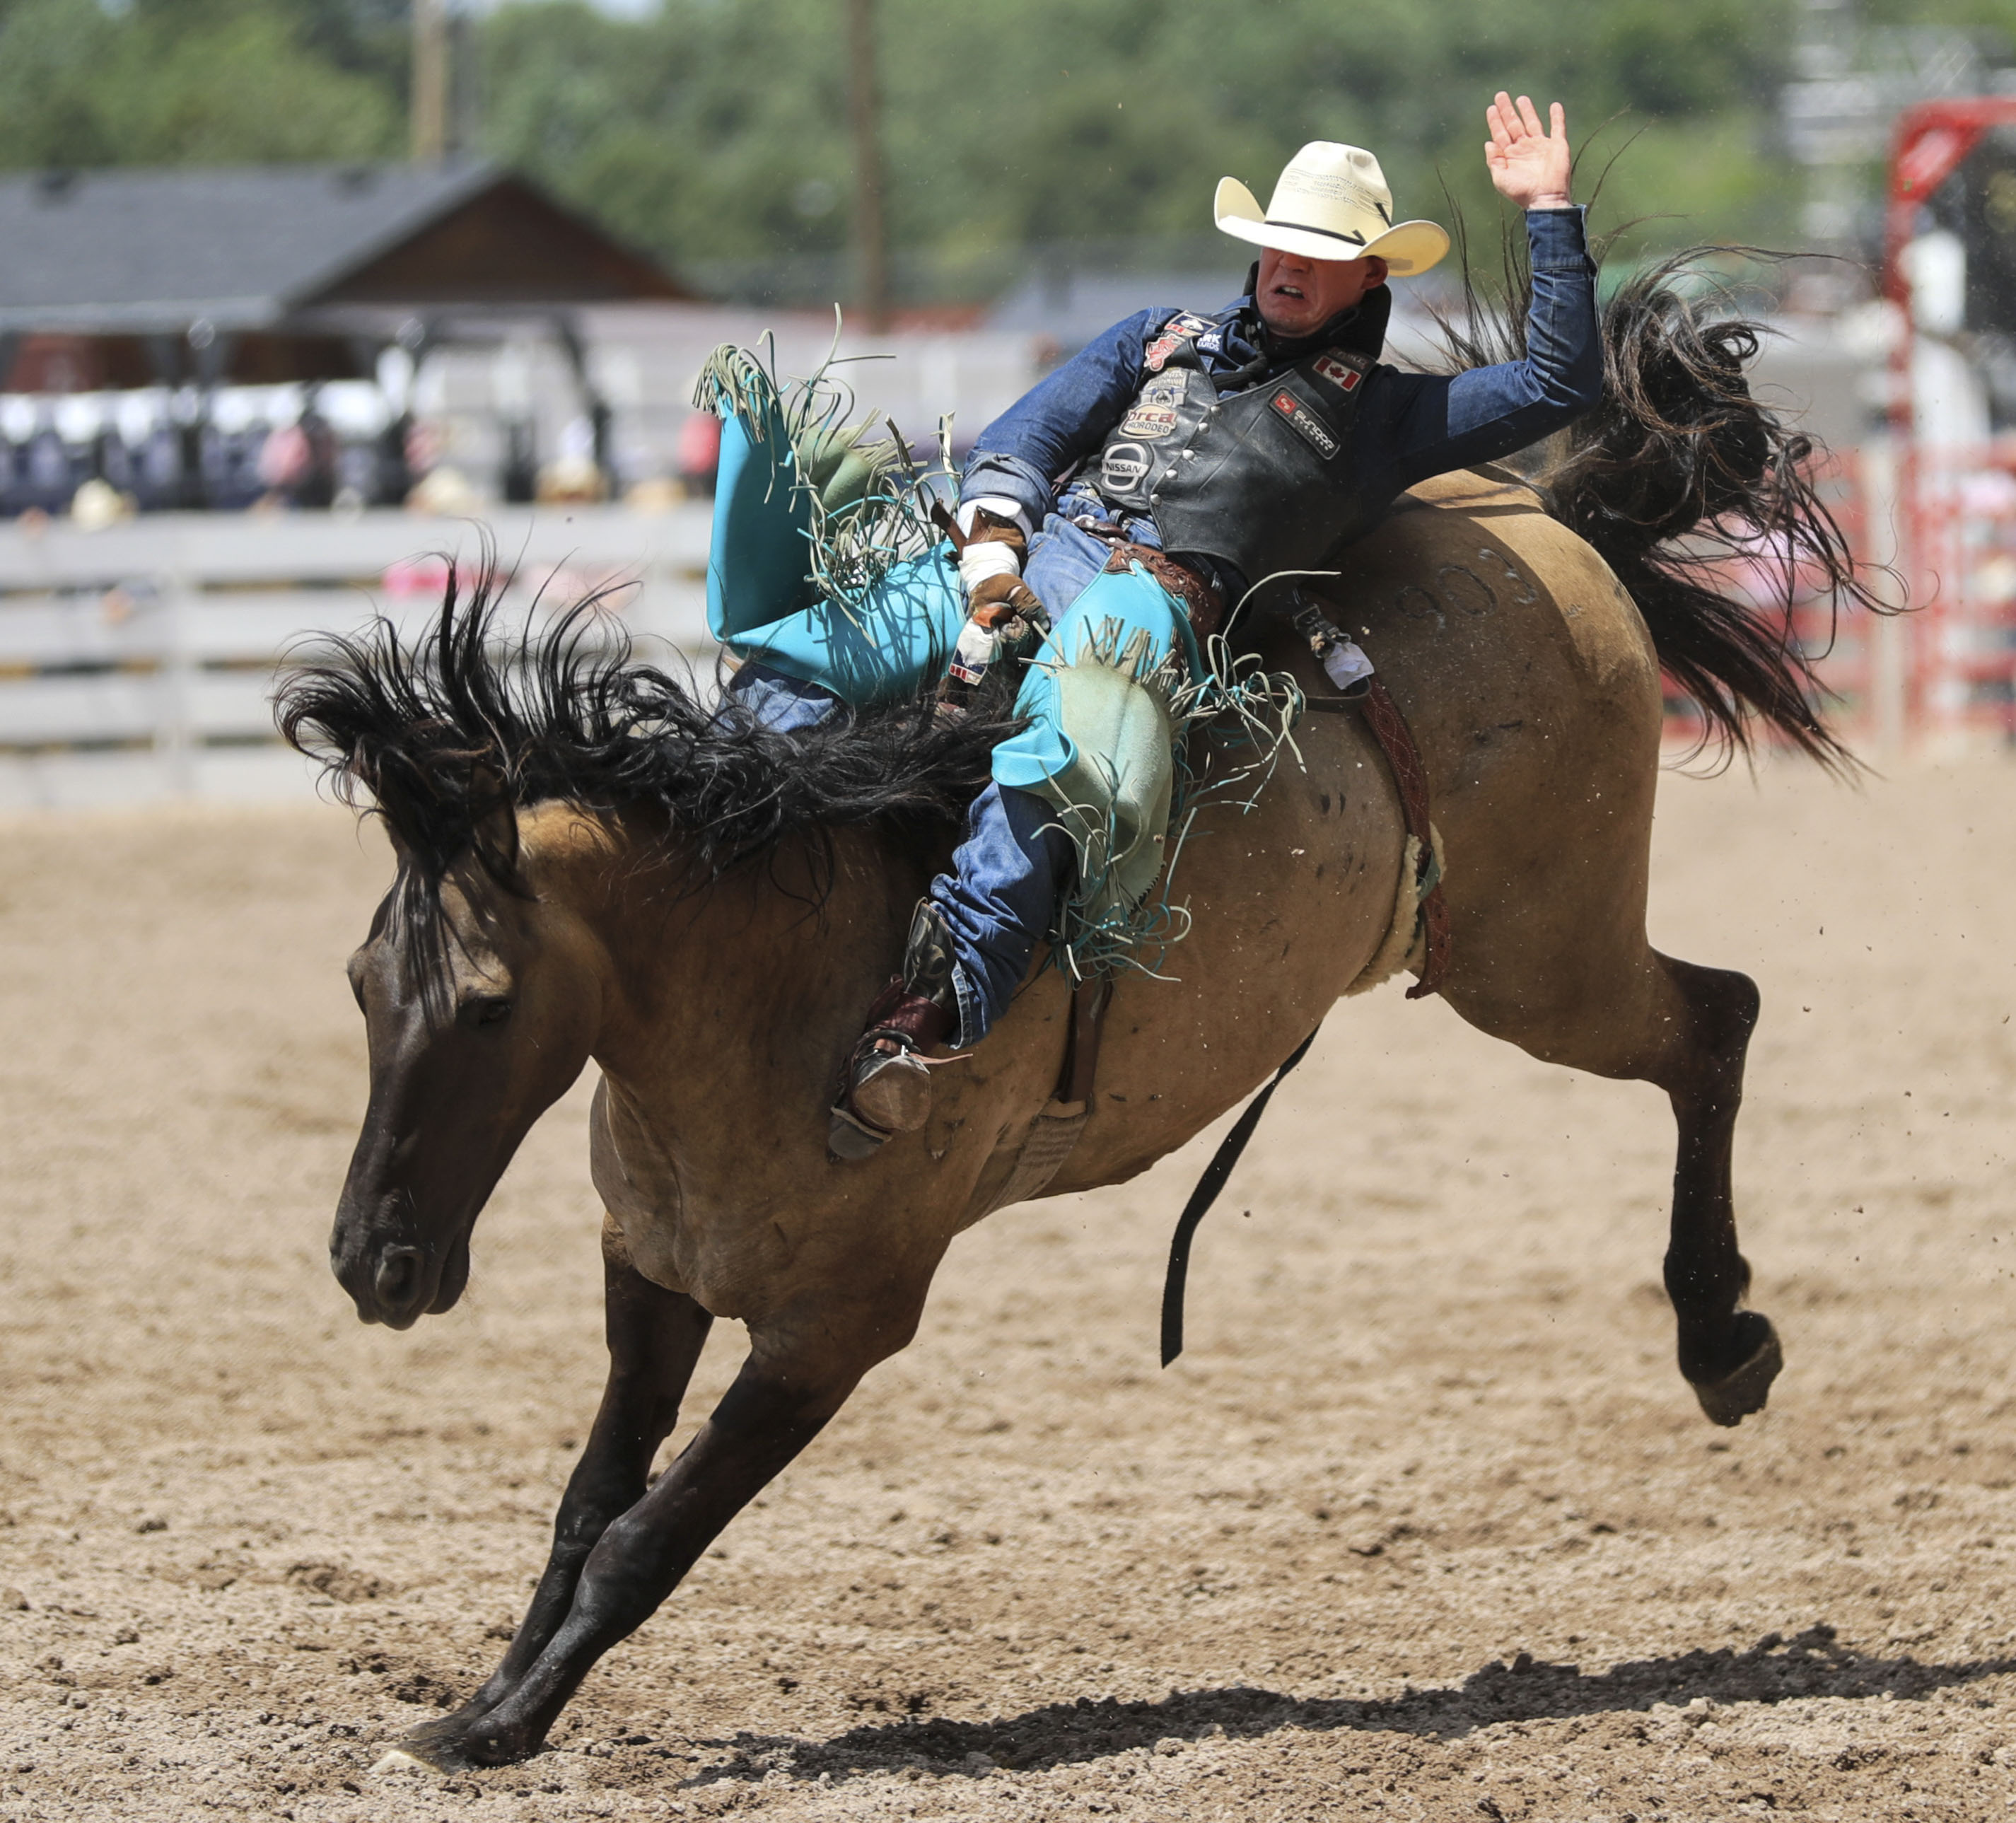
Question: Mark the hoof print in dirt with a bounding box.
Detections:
[1690,1312,1783,1428]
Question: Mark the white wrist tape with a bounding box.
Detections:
[958,540,1021,594]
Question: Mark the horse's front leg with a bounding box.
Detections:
[395,1286,921,1769]
[405,1223,712,1752]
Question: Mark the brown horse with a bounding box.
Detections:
[277,268,1872,1770]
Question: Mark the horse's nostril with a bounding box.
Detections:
[374,1246,424,1311]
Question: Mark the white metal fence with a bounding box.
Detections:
[0,505,715,809]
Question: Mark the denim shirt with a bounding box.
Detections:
[960,206,1602,565]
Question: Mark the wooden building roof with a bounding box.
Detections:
[0,163,688,386]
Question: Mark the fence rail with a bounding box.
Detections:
[2,444,2007,810]
[0,504,716,808]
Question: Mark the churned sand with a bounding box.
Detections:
[4,752,2016,1821]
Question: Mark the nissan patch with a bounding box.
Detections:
[1100,442,1153,491]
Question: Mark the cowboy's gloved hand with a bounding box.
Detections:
[965,571,1044,627]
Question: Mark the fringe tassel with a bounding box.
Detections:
[692,332,949,630]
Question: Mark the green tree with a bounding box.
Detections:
[476,0,1807,293]
[0,0,401,170]
[0,0,1901,297]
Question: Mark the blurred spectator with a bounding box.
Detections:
[535,453,607,503]
[70,477,135,530]
[501,418,538,504]
[406,465,485,516]
[132,411,187,512]
[21,409,78,516]
[675,410,721,497]
[257,417,313,499]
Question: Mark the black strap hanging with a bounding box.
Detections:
[1159,1023,1323,1367]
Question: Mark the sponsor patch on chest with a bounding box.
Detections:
[1142,312,1215,373]
[1100,441,1153,491]
[1271,390,1341,459]
[1119,373,1186,439]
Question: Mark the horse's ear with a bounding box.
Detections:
[467,763,520,882]
[361,759,421,856]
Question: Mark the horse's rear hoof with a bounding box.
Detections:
[1689,1310,1782,1427]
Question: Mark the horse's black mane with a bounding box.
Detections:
[275,569,1008,989]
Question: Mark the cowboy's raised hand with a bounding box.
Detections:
[1485,93,1573,211]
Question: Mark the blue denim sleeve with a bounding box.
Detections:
[1376,207,1602,487]
[958,308,1175,525]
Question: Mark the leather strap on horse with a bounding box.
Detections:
[1360,676,1450,1001]
[976,973,1110,1218]
[1057,972,1109,1112]
[1159,1022,1322,1367]
[1305,675,1450,999]
[1153,665,1443,1363]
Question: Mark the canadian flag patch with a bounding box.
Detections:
[1312,354,1363,392]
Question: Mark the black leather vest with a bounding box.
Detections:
[1087,308,1380,589]
[1087,313,1219,518]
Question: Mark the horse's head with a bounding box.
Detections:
[334,803,607,1328]
[278,572,1008,1329]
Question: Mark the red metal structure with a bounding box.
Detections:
[1882,98,2016,745]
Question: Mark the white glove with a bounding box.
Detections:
[957,538,1022,601]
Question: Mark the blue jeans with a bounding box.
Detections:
[727,496,1161,1044]
[1022,490,1163,612]
[726,663,1068,1046]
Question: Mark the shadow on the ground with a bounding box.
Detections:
[682,1626,2015,1786]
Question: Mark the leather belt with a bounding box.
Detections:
[1075,518,1226,641]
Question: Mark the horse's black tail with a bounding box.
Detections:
[1435,242,1890,772]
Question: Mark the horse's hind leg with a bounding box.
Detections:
[403,1223,713,1755]
[1655,956,1782,1425]
[1443,939,1781,1427]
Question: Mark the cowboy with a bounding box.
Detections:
[825,93,1602,1155]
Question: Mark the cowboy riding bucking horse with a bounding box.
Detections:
[699,93,1598,1157]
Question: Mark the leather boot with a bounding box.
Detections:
[829,900,960,1160]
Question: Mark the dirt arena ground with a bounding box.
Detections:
[5,752,2016,1822]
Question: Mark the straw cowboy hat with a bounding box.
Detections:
[1214,143,1450,277]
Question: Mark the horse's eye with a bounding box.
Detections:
[463,996,514,1030]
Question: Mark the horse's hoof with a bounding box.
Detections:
[385,1709,491,1774]
[1689,1310,1782,1428]
[372,1747,449,1776]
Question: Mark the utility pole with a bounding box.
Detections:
[845,0,891,330]
[412,0,449,165]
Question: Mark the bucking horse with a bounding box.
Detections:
[276,257,1877,1769]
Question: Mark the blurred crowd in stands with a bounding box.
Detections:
[0,382,723,525]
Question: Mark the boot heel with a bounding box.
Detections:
[849,1044,935,1133]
